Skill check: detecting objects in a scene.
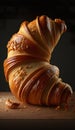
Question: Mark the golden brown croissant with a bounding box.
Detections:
[4,15,73,106]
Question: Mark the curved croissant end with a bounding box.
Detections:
[4,15,73,106]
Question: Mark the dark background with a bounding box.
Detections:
[0,0,75,91]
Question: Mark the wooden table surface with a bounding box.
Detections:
[0,92,75,119]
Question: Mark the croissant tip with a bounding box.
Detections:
[55,18,67,32]
[38,15,67,33]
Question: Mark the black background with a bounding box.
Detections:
[0,0,75,91]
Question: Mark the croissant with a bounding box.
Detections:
[4,15,73,106]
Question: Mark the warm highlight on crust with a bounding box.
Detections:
[4,15,73,106]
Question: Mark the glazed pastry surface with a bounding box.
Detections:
[4,15,73,106]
